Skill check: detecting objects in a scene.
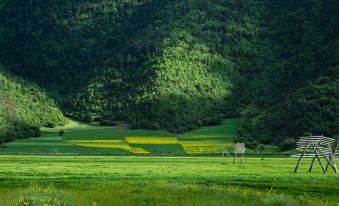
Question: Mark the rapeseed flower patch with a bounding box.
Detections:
[67,140,150,154]
[66,140,124,143]
[126,137,178,144]
[179,140,233,154]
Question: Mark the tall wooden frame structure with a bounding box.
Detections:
[292,135,338,173]
[222,148,231,157]
[233,142,246,165]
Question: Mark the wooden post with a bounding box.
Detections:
[241,152,244,164]
[223,149,230,157]
[318,148,336,173]
[333,154,338,174]
[325,140,338,173]
[233,150,237,165]
[294,135,310,173]
[309,158,316,172]
[312,144,326,174]
[309,135,323,172]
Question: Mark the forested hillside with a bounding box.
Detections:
[67,0,258,133]
[0,66,66,143]
[241,0,339,148]
[0,0,338,147]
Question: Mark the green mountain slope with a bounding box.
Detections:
[66,0,258,132]
[0,66,66,143]
[0,0,338,147]
[240,0,339,146]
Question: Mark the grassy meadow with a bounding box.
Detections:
[0,156,338,205]
[0,119,337,205]
[0,119,269,156]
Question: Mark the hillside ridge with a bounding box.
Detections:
[0,0,338,148]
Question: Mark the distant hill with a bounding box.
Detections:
[0,0,338,148]
[0,66,66,143]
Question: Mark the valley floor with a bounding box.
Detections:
[0,156,338,206]
[0,119,280,156]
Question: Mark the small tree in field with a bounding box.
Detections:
[59,130,64,137]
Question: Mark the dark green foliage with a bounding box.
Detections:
[238,0,339,143]
[64,0,256,133]
[0,0,258,134]
[59,130,65,136]
[258,145,265,154]
[0,68,66,143]
[256,77,339,142]
[0,0,144,98]
[99,120,117,126]
[237,114,259,149]
[0,0,338,146]
[279,138,296,151]
[0,122,41,144]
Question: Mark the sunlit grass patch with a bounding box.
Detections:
[178,134,235,141]
[0,118,241,155]
[184,119,239,136]
[126,137,178,144]
[1,156,338,205]
[63,127,123,140]
[76,143,150,154]
[129,144,185,155]
[180,134,231,138]
[179,140,234,154]
[179,140,233,147]
[183,147,226,154]
[67,140,124,143]
[122,130,175,137]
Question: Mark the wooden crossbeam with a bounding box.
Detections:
[312,144,326,173]
[294,135,310,173]
[309,136,323,173]
[325,140,338,173]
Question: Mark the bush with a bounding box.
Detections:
[45,123,56,128]
[0,129,13,144]
[59,130,64,136]
[29,126,41,138]
[0,123,41,144]
[258,145,265,154]
[99,120,117,126]
[279,138,296,151]
[15,125,41,139]
[245,139,258,150]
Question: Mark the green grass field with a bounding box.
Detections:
[1,119,269,155]
[0,156,338,206]
[0,120,338,205]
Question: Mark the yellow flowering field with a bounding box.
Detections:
[67,140,124,143]
[67,140,150,154]
[66,139,234,154]
[77,143,149,154]
[179,134,229,138]
[126,137,178,144]
[179,141,234,154]
[179,141,233,147]
[182,147,225,154]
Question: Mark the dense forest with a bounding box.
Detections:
[0,66,66,143]
[0,0,338,149]
[244,0,339,148]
